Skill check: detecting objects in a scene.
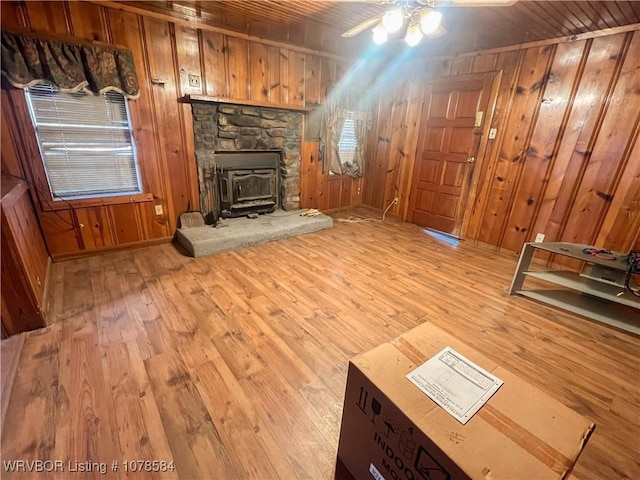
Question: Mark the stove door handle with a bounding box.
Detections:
[220,177,229,202]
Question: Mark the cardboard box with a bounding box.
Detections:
[337,323,595,480]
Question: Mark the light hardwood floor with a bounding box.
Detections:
[2,210,639,479]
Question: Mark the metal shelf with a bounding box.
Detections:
[523,270,640,309]
[510,242,639,335]
[515,289,639,335]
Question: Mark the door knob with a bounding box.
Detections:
[467,157,475,163]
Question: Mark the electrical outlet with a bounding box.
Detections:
[535,233,545,243]
[188,73,201,88]
[392,197,399,205]
[155,204,164,215]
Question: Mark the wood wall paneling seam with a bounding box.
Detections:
[495,45,557,251]
[169,22,197,218]
[140,16,172,236]
[554,31,633,246]
[523,39,593,245]
[583,40,640,247]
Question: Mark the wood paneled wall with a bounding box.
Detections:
[0,1,359,259]
[5,1,636,258]
[300,141,364,212]
[364,27,640,254]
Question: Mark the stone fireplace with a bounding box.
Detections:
[192,102,302,223]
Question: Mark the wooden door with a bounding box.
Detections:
[408,75,494,235]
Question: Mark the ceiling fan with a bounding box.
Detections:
[341,0,517,47]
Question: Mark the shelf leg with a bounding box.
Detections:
[509,243,535,294]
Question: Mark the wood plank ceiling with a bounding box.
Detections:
[117,1,640,56]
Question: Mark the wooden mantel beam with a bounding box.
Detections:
[182,94,313,112]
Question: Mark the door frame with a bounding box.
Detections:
[401,70,502,239]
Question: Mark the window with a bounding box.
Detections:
[25,84,141,200]
[334,110,357,174]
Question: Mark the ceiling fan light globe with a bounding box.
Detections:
[405,23,423,47]
[372,25,388,45]
[382,9,404,33]
[419,9,442,35]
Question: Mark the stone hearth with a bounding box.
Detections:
[192,102,303,220]
[176,210,333,258]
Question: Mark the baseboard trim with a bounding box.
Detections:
[52,236,174,262]
[41,257,52,324]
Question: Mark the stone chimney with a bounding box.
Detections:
[192,103,303,214]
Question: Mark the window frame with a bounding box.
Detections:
[329,110,359,178]
[336,111,357,168]
[24,84,144,203]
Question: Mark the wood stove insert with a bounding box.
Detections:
[215,151,280,218]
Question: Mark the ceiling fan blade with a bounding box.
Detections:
[327,0,396,3]
[420,0,516,6]
[341,13,385,38]
[426,23,447,38]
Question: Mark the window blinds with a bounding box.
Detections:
[338,111,358,166]
[25,84,141,199]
